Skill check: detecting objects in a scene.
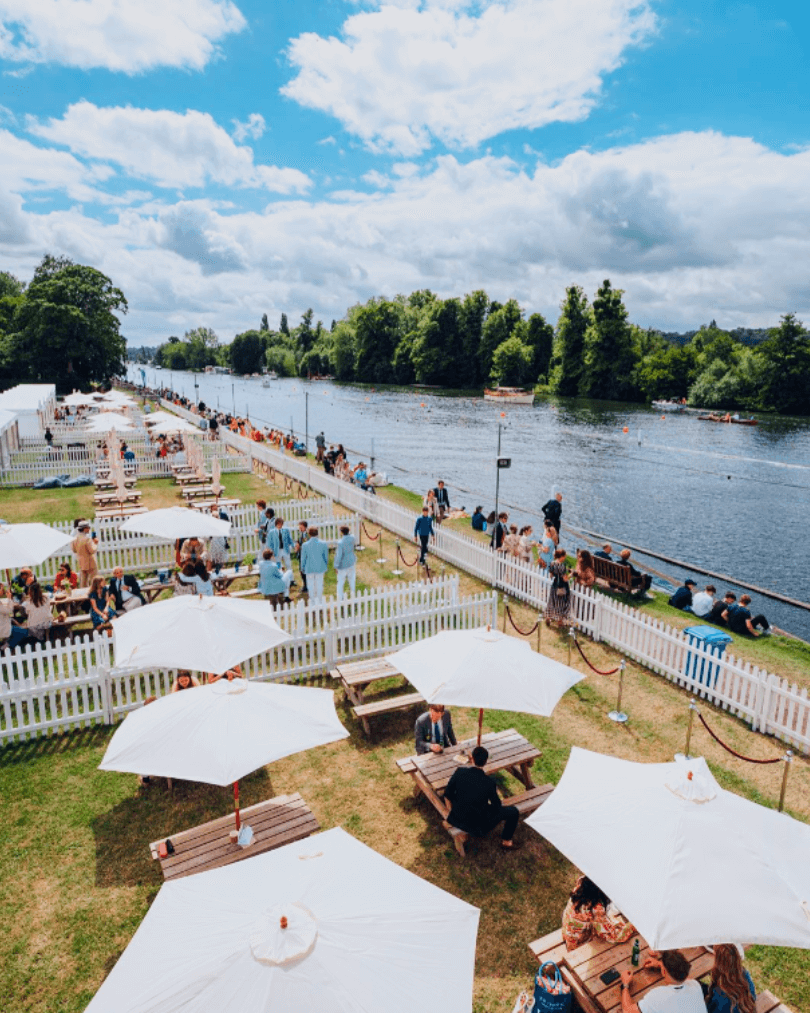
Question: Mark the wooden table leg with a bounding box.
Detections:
[506,760,536,789]
[412,770,450,817]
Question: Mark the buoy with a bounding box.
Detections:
[420,402,425,407]
[622,426,629,433]
[500,412,506,418]
[365,397,369,401]
[661,415,666,420]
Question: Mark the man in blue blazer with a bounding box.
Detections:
[267,517,294,571]
[300,526,329,601]
[414,506,434,564]
[333,524,357,600]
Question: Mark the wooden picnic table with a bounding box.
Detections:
[530,930,715,1013]
[93,490,142,507]
[52,587,90,616]
[331,656,404,706]
[175,472,208,486]
[148,793,318,880]
[182,485,216,501]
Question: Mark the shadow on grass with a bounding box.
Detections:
[0,724,113,767]
[91,766,274,889]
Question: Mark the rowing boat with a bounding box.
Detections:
[697,415,758,425]
[484,387,535,404]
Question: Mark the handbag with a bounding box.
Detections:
[532,961,572,1013]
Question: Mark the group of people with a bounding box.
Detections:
[668,581,771,637]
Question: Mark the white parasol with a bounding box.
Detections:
[84,827,479,1013]
[0,522,73,571]
[118,506,230,540]
[527,747,810,949]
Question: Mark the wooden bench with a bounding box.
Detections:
[182,485,216,500]
[94,505,148,520]
[148,792,318,880]
[592,557,646,598]
[755,992,794,1013]
[93,491,142,507]
[353,691,425,738]
[443,783,553,856]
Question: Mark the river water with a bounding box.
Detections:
[130,366,810,640]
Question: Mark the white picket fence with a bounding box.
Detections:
[182,414,810,755]
[0,577,493,743]
[30,497,344,580]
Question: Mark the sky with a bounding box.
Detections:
[0,0,808,344]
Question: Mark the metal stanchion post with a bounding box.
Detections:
[685,699,697,758]
[778,751,793,813]
[502,595,509,632]
[536,611,543,654]
[391,539,404,576]
[608,660,628,724]
[356,523,366,551]
[567,627,575,667]
[376,531,386,565]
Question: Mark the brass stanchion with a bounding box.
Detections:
[685,699,697,758]
[536,610,543,654]
[608,660,628,724]
[567,627,575,667]
[778,750,793,813]
[391,539,404,577]
[375,531,386,565]
[502,595,509,632]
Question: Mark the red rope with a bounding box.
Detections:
[397,544,419,568]
[297,482,309,500]
[361,522,381,541]
[695,710,782,764]
[505,606,539,637]
[574,637,621,675]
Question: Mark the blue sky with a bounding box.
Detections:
[1,0,808,342]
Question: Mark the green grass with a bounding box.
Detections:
[0,485,95,525]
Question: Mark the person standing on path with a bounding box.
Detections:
[300,527,329,601]
[315,431,326,463]
[333,524,357,600]
[71,523,98,588]
[267,517,294,572]
[434,480,451,521]
[414,507,435,564]
[542,491,563,536]
[294,520,309,594]
[489,511,508,551]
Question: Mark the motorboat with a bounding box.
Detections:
[652,400,686,412]
[697,414,758,425]
[261,371,279,387]
[483,387,535,404]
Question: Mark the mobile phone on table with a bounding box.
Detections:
[600,968,621,986]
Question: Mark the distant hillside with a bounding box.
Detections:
[658,325,773,346]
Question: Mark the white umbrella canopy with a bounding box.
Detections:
[99,678,349,785]
[386,626,584,740]
[112,595,290,674]
[84,827,480,1013]
[84,412,134,432]
[527,747,810,950]
[150,418,200,435]
[0,522,73,569]
[118,506,230,540]
[143,410,180,425]
[61,391,98,406]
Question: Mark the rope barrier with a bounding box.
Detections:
[695,710,783,764]
[397,544,420,568]
[361,522,381,542]
[297,482,309,500]
[505,606,539,637]
[573,636,621,675]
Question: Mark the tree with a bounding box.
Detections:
[296,309,315,356]
[490,336,532,386]
[0,272,24,299]
[458,290,489,386]
[479,299,522,381]
[756,313,810,414]
[579,280,638,400]
[279,313,289,335]
[549,285,589,395]
[353,299,404,383]
[13,258,127,390]
[183,326,219,370]
[229,330,265,374]
[523,312,554,382]
[411,298,462,385]
[331,322,356,380]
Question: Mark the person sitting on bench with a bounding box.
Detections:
[617,549,652,592]
[415,704,457,755]
[443,745,520,851]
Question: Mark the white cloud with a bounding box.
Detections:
[27,103,311,193]
[282,0,656,155]
[0,0,246,72]
[0,128,116,203]
[232,113,266,142]
[317,136,337,146]
[3,132,810,340]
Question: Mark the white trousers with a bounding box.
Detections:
[282,569,294,591]
[279,550,292,571]
[307,571,325,600]
[336,566,356,600]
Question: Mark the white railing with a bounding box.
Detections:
[203,423,810,755]
[31,497,345,580]
[0,578,490,742]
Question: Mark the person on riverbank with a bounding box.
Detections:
[542,491,563,536]
[471,506,487,532]
[708,591,736,626]
[518,525,536,564]
[669,579,697,611]
[434,480,450,521]
[315,431,325,463]
[595,543,613,560]
[333,525,357,599]
[300,527,329,601]
[489,511,508,551]
[414,507,435,564]
[500,524,521,558]
[691,585,716,619]
[724,595,770,637]
[573,549,596,588]
[618,549,652,593]
[537,519,556,570]
[423,488,440,521]
[545,547,572,625]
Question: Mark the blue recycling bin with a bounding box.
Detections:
[683,625,733,687]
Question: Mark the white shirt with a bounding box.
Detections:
[639,979,707,1013]
[0,598,13,639]
[691,591,714,618]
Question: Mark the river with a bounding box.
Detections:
[129,366,810,640]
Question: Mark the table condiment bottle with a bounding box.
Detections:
[631,939,640,968]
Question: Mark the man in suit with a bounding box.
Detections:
[332,524,357,600]
[294,520,309,594]
[300,526,329,601]
[489,511,508,551]
[542,491,562,536]
[109,566,145,614]
[434,480,451,520]
[267,517,294,572]
[71,522,99,588]
[444,745,520,850]
[415,704,457,755]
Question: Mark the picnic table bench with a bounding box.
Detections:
[397,728,548,856]
[93,490,142,507]
[331,657,424,737]
[94,505,148,520]
[182,484,216,501]
[148,793,318,881]
[187,497,239,513]
[175,472,207,485]
[94,476,136,490]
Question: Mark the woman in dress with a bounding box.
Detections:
[500,524,521,558]
[545,547,571,625]
[88,575,115,633]
[423,488,440,521]
[562,876,635,951]
[173,563,196,596]
[23,582,53,643]
[706,945,756,1013]
[537,519,557,570]
[573,548,596,589]
[518,526,535,564]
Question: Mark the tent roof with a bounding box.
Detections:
[0,384,56,411]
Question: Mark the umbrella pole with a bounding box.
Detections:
[233,781,241,830]
[477,708,484,746]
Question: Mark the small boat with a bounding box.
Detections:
[484,387,535,405]
[697,414,758,426]
[261,371,279,387]
[652,400,686,412]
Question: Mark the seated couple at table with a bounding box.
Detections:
[620,946,756,1013]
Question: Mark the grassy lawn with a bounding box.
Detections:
[1,471,808,1012]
